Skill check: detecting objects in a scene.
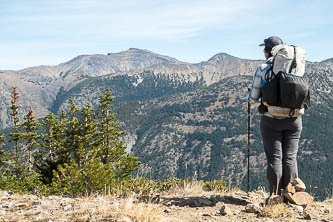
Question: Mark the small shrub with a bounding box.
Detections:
[0,172,49,195]
[203,177,229,192]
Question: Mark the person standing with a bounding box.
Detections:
[247,36,304,199]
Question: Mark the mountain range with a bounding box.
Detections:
[1,48,333,200]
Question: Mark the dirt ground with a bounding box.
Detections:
[1,188,332,221]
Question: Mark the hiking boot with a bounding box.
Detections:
[282,189,294,203]
[265,194,284,206]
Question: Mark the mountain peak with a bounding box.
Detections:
[105,48,155,57]
[208,53,237,62]
[127,48,152,52]
[320,58,333,64]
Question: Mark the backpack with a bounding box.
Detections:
[261,44,310,116]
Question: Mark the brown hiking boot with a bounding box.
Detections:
[266,194,284,206]
[282,189,294,203]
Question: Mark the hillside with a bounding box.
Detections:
[1,49,333,200]
[0,49,260,129]
[44,65,333,200]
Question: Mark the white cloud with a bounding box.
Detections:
[1,0,331,69]
[1,0,268,41]
[0,0,270,70]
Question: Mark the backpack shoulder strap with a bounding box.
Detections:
[289,45,297,73]
[264,66,273,81]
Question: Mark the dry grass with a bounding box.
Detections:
[160,178,231,197]
[259,203,288,218]
[0,178,233,222]
[153,181,203,198]
[69,193,167,222]
[3,186,331,222]
[172,180,206,197]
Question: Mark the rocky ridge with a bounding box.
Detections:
[0,188,332,221]
[0,48,261,129]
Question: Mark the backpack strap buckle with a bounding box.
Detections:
[288,108,295,117]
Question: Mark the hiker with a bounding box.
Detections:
[247,36,306,198]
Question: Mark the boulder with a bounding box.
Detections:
[292,192,314,206]
[285,183,296,194]
[282,190,313,206]
[291,178,306,192]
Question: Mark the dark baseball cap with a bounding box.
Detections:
[259,36,283,50]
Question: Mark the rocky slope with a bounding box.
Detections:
[1,49,333,200]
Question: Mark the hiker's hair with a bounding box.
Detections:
[264,47,273,58]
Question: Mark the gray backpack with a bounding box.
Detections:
[271,44,306,76]
[261,44,310,115]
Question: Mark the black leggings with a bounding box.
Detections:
[260,115,302,195]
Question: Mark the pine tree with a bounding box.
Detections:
[9,87,21,165]
[65,98,81,163]
[97,88,141,179]
[8,86,27,177]
[53,101,105,194]
[52,99,101,194]
[35,111,69,183]
[7,88,42,176]
[2,87,45,193]
[52,90,141,195]
[19,107,42,172]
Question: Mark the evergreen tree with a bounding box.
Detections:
[1,87,141,195]
[1,87,45,193]
[8,86,26,177]
[52,90,141,195]
[97,88,141,179]
[19,107,42,172]
[8,90,42,175]
[35,111,69,183]
[64,98,81,163]
[9,87,21,160]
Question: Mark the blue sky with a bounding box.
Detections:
[1,0,332,70]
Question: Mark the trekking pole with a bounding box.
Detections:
[247,88,251,196]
